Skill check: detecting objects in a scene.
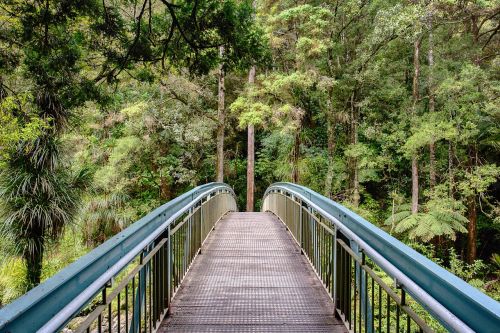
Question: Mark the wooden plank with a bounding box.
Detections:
[159,212,346,333]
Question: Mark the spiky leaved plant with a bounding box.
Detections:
[0,138,91,289]
[80,192,131,247]
[0,1,99,289]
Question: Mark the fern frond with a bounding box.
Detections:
[385,210,412,225]
[394,214,419,234]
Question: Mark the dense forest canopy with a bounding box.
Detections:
[1,0,499,306]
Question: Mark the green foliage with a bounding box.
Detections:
[80,193,132,246]
[458,164,500,198]
[386,193,468,242]
[0,0,499,306]
[0,95,48,164]
[0,0,266,291]
[448,248,487,285]
[403,114,457,156]
[0,228,88,306]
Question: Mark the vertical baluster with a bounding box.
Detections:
[149,258,153,333]
[125,284,129,333]
[326,232,330,293]
[160,240,165,315]
[353,254,357,333]
[400,288,405,333]
[387,293,390,333]
[155,248,159,325]
[396,291,401,333]
[363,253,367,333]
[117,291,121,332]
[167,226,172,312]
[339,245,344,316]
[358,258,362,333]
[175,228,179,289]
[108,301,112,333]
[347,248,351,328]
[371,276,374,333]
[299,204,303,249]
[138,267,142,333]
[378,284,382,332]
[324,231,328,290]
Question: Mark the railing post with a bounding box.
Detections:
[167,225,172,313]
[332,224,337,313]
[200,200,203,253]
[131,250,147,333]
[299,200,303,250]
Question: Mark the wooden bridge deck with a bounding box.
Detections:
[159,212,346,332]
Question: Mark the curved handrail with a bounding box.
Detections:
[264,182,500,333]
[0,182,236,332]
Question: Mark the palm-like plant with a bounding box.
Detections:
[0,137,90,289]
[0,0,100,289]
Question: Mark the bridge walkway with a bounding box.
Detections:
[159,212,346,332]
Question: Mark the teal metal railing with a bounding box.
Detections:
[0,183,237,333]
[1,181,499,332]
[262,182,500,333]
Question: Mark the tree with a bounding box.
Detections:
[247,65,256,211]
[217,46,226,182]
[0,0,265,288]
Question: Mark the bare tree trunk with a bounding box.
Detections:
[411,157,419,213]
[349,91,360,207]
[352,113,360,208]
[429,142,436,187]
[411,38,421,214]
[292,133,300,183]
[467,193,477,263]
[428,14,437,189]
[324,106,337,198]
[216,46,225,182]
[448,141,455,197]
[159,174,170,201]
[246,66,256,211]
[463,14,485,263]
[466,144,478,263]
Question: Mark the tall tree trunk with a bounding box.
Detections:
[448,141,455,197]
[349,91,360,207]
[467,194,477,263]
[159,174,170,201]
[466,144,478,263]
[292,133,300,183]
[246,66,256,211]
[411,38,421,214]
[352,120,360,208]
[324,105,337,198]
[216,46,225,182]
[411,157,419,213]
[465,15,482,263]
[428,14,437,189]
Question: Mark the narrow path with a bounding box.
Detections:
[159,212,347,332]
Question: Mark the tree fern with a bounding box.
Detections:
[386,198,468,242]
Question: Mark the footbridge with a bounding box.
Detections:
[0,183,499,332]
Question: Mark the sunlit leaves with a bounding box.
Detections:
[0,95,48,163]
[458,164,500,198]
